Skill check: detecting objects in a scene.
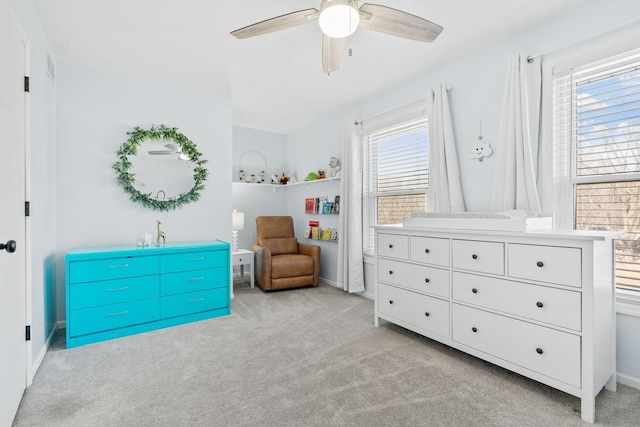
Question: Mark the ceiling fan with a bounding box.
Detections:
[230,0,443,74]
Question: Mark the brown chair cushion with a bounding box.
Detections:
[260,237,299,255]
[271,254,314,279]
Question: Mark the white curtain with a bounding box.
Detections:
[337,121,364,293]
[491,53,542,212]
[427,85,465,212]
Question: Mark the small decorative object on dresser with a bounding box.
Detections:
[374,225,623,423]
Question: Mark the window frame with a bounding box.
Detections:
[542,25,640,316]
[360,102,429,255]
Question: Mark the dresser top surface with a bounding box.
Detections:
[374,224,624,241]
[67,240,229,260]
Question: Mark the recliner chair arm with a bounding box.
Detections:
[298,242,321,286]
[252,244,272,289]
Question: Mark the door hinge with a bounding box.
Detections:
[25,201,30,217]
[26,325,31,341]
[24,76,30,92]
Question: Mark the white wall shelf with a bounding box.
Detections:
[233,177,340,191]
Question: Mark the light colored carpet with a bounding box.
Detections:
[13,280,640,426]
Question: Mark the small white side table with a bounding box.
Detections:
[232,249,254,288]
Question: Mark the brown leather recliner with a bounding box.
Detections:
[252,216,320,291]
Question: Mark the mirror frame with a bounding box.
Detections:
[113,125,209,211]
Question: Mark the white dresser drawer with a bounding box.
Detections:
[452,240,504,275]
[378,283,450,338]
[452,304,580,388]
[452,272,581,331]
[508,244,582,288]
[378,259,450,298]
[377,233,409,260]
[410,236,450,267]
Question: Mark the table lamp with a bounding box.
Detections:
[232,210,245,252]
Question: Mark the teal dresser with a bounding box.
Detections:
[66,240,230,348]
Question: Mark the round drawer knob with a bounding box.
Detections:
[425,312,430,317]
[536,348,544,355]
[536,301,544,308]
[472,327,478,333]
[389,270,394,275]
[389,244,393,249]
[472,288,478,294]
[425,278,430,283]
[536,261,544,268]
[425,249,430,254]
[472,254,478,260]
[389,300,394,305]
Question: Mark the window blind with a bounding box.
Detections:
[553,47,640,292]
[363,117,429,252]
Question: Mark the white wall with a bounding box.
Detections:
[55,63,232,321]
[9,0,58,378]
[232,126,288,251]
[286,0,640,380]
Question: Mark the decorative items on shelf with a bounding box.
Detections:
[305,195,340,214]
[327,157,341,178]
[304,220,338,242]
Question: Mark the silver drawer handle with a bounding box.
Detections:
[189,257,205,261]
[108,310,129,317]
[108,264,129,269]
[108,286,129,292]
[188,277,205,281]
[188,298,205,303]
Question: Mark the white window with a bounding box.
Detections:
[552,47,640,292]
[361,111,429,253]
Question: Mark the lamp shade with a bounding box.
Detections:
[319,0,360,39]
[232,210,245,231]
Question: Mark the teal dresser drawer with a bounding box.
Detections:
[70,276,160,309]
[160,267,228,296]
[161,288,228,319]
[160,250,227,273]
[69,299,160,337]
[69,256,158,284]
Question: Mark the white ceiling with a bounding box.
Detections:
[30,0,590,134]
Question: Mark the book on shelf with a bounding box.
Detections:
[321,227,332,241]
[308,220,319,239]
[334,196,340,214]
[305,198,315,214]
[321,202,331,215]
[330,229,338,241]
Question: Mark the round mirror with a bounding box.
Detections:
[113,125,208,211]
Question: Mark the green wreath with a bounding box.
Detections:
[112,125,209,211]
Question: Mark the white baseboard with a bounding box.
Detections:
[617,372,640,390]
[29,322,61,384]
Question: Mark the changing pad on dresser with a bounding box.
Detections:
[401,210,552,232]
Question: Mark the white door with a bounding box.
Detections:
[0,3,28,426]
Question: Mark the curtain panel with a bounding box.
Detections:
[337,121,365,293]
[427,84,465,212]
[491,53,542,212]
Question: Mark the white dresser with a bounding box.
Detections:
[374,225,622,423]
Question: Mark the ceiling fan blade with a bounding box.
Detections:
[358,4,443,42]
[230,8,318,39]
[322,35,347,75]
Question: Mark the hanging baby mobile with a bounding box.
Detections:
[471,121,493,162]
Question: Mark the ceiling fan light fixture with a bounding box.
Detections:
[319,0,360,39]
